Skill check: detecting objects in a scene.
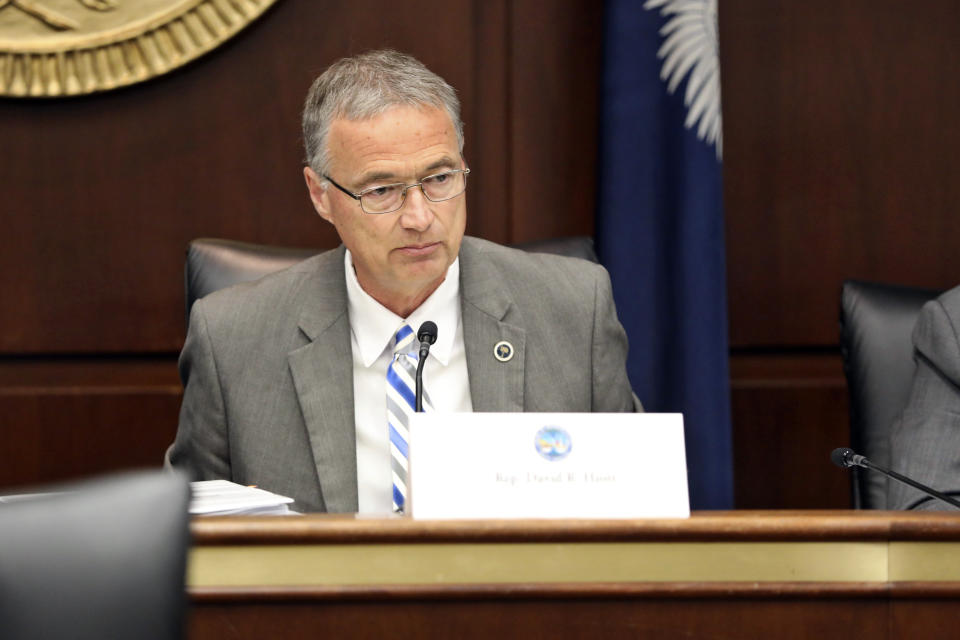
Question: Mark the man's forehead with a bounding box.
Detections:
[327,104,459,177]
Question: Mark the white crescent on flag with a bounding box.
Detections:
[644,0,723,159]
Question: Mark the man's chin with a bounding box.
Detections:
[395,257,450,290]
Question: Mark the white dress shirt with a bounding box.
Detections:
[344,250,473,514]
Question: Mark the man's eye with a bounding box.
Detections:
[430,173,450,184]
[366,185,395,199]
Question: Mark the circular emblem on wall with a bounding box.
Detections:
[0,0,280,97]
[534,426,572,461]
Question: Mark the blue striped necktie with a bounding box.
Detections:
[386,324,432,513]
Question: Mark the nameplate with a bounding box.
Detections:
[408,413,689,520]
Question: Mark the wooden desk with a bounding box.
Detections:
[189,511,960,639]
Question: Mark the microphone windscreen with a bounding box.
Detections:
[830,447,854,469]
[417,321,438,345]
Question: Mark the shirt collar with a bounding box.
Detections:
[344,249,460,368]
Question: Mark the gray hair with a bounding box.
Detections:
[302,49,464,178]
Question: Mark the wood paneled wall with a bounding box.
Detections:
[722,0,960,508]
[0,0,599,356]
[2,0,958,508]
[0,0,602,490]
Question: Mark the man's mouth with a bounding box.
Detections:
[397,242,440,256]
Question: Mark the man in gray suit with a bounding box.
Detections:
[890,285,960,510]
[167,50,639,513]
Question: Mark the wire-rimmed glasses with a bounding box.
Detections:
[324,168,470,214]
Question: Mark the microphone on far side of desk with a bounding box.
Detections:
[830,447,960,509]
[415,321,438,413]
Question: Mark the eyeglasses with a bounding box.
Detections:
[323,168,470,214]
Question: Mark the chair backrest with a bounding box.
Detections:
[0,471,191,640]
[185,238,318,326]
[839,280,942,509]
[184,236,599,321]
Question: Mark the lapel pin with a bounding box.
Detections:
[493,340,514,362]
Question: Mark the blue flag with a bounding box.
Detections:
[597,0,733,509]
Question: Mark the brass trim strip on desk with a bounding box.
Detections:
[889,542,960,581]
[188,541,888,588]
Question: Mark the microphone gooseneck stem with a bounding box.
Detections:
[415,356,427,412]
[414,321,437,413]
[859,457,960,510]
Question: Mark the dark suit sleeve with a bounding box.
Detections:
[590,266,643,412]
[164,300,232,481]
[889,298,960,510]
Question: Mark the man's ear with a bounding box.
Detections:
[303,166,334,224]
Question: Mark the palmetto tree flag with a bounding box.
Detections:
[596,0,732,509]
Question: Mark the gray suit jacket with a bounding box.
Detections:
[889,284,960,510]
[167,236,640,511]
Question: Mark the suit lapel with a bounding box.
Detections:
[287,247,359,513]
[459,239,525,412]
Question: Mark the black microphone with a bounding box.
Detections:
[830,447,960,509]
[415,321,438,412]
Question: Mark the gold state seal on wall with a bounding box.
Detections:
[0,0,279,97]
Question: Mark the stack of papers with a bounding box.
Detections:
[190,480,296,516]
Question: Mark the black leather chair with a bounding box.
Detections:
[839,280,943,509]
[0,471,191,640]
[184,239,318,326]
[185,236,599,321]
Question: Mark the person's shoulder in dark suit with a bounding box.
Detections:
[889,284,960,510]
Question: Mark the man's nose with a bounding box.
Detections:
[399,186,433,231]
